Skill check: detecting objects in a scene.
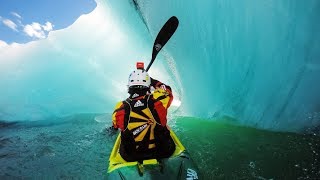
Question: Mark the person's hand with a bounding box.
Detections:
[109,126,118,131]
[158,84,167,91]
[106,126,118,136]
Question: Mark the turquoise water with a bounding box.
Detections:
[0,114,113,179]
[1,115,319,179]
[175,117,320,179]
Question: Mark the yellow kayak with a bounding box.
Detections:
[107,129,200,179]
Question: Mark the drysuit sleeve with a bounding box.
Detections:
[112,101,126,131]
[150,77,173,104]
[150,77,174,126]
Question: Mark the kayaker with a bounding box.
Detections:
[110,62,175,162]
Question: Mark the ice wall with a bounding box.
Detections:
[1,0,319,132]
[134,0,320,132]
[0,0,178,121]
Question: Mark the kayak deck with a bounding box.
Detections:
[108,129,186,173]
[107,129,200,179]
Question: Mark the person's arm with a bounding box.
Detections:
[150,77,173,106]
[111,101,126,131]
[150,77,174,126]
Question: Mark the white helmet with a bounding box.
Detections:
[128,69,151,88]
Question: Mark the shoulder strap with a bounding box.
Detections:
[122,100,131,131]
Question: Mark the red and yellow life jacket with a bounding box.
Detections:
[112,88,173,154]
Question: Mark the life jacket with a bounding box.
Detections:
[112,86,175,161]
[121,94,162,154]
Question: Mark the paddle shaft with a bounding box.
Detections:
[146,16,179,72]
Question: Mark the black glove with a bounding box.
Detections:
[106,126,118,136]
[150,77,162,89]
